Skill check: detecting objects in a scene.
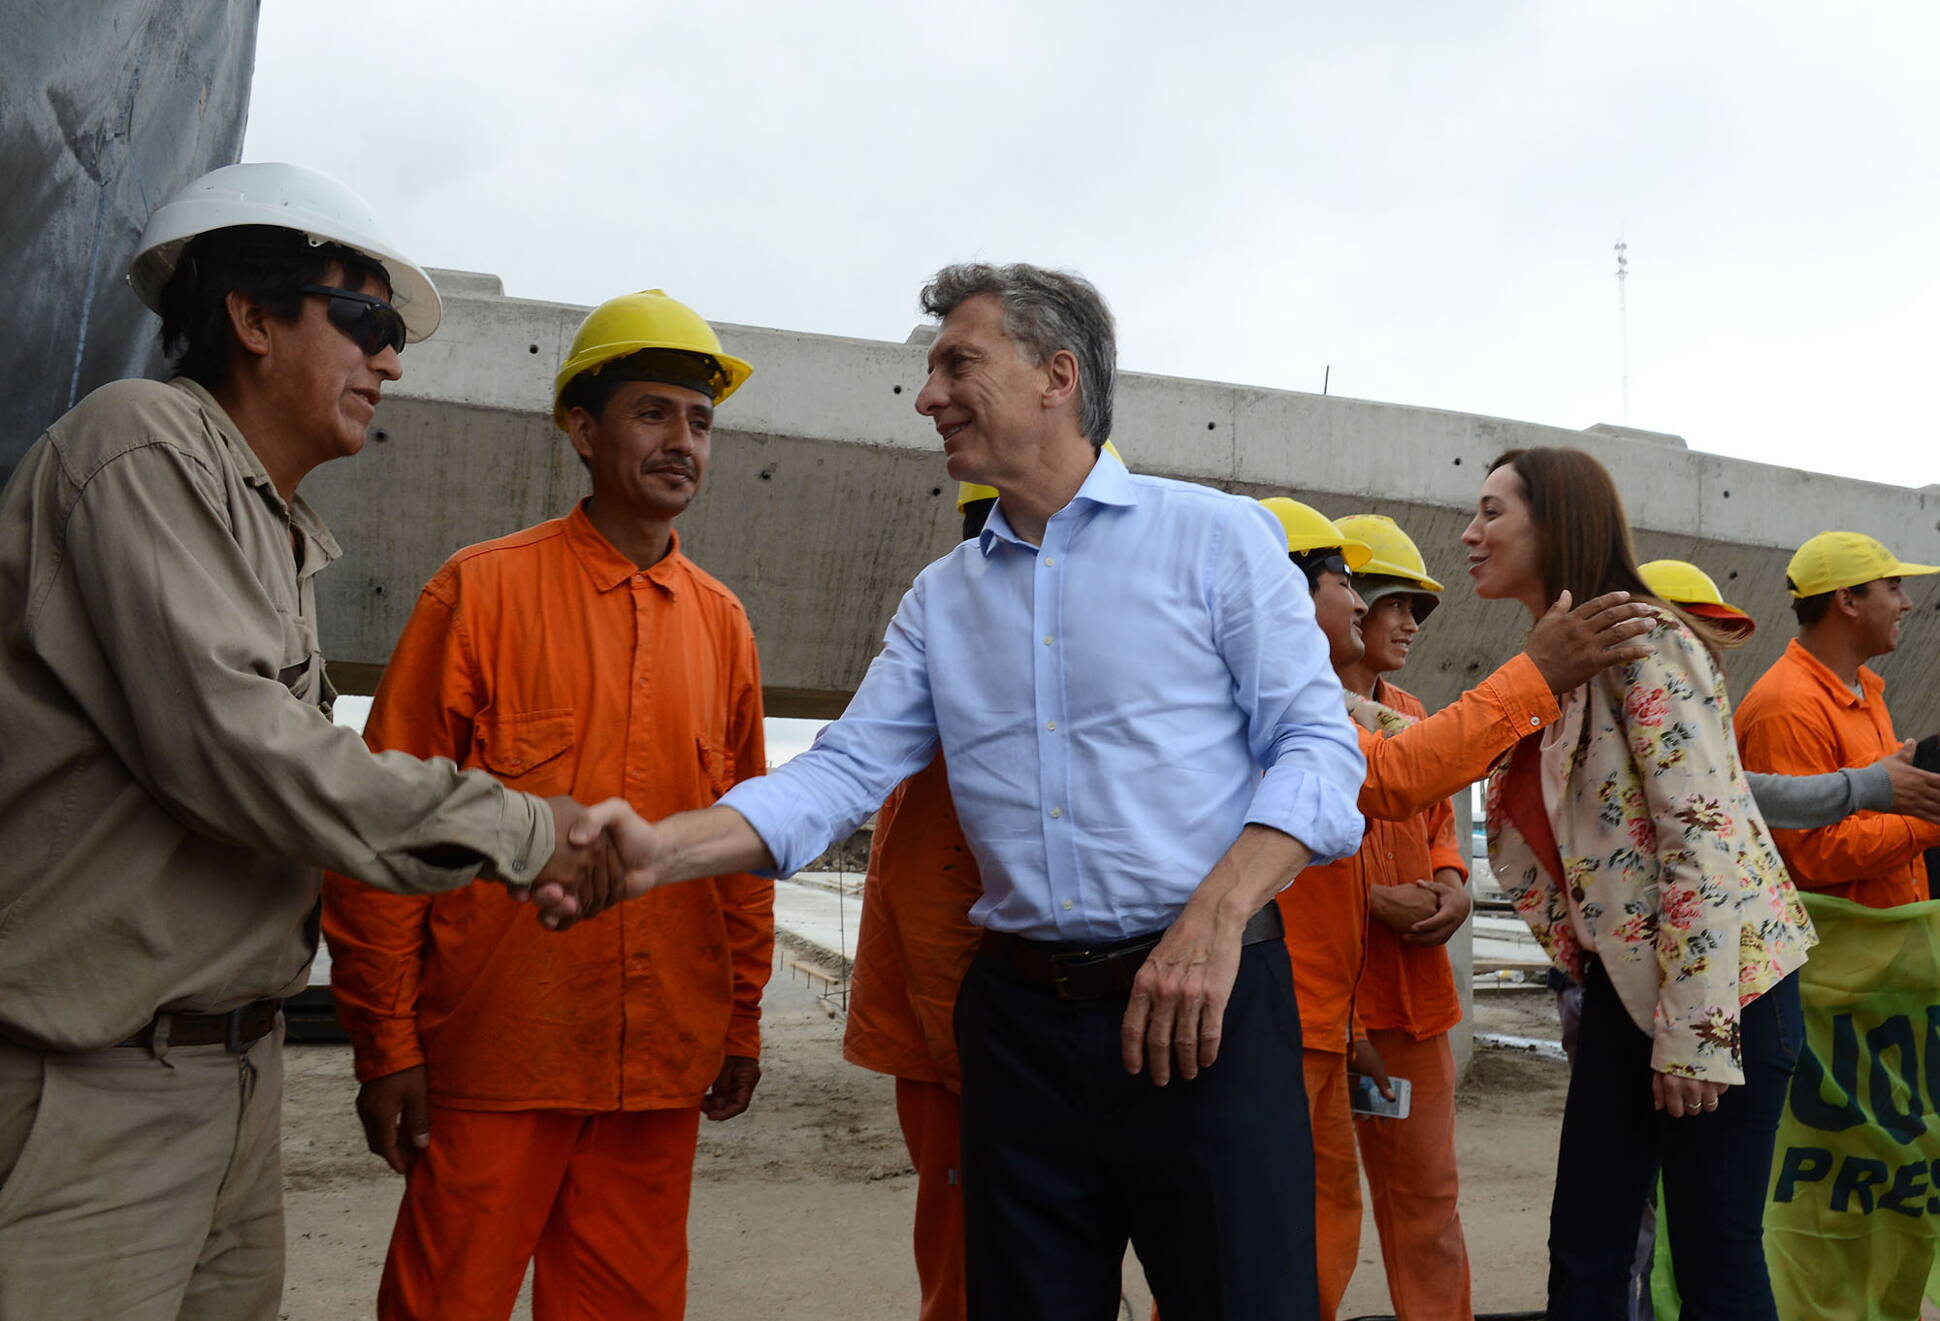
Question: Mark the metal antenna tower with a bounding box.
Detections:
[1614,238,1630,424]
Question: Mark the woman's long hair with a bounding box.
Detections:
[1487,446,1738,656]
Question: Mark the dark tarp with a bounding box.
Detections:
[1,1,259,483]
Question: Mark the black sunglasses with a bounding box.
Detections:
[301,284,407,357]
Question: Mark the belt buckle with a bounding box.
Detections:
[1049,948,1104,1000]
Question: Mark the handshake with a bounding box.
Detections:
[510,797,767,930]
[509,796,665,930]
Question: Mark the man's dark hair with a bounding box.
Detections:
[158,224,391,388]
[1793,580,1867,628]
[961,496,996,542]
[1290,548,1344,590]
[557,349,725,424]
[919,262,1116,449]
[558,368,632,425]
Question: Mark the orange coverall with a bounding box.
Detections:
[1283,654,1557,1320]
[1736,638,1940,908]
[1350,680,1473,1321]
[322,508,773,1321]
[843,756,984,1321]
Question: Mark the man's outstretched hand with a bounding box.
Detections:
[1883,740,1940,824]
[1525,590,1656,694]
[511,797,631,931]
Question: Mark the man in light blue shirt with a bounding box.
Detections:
[571,263,1365,1319]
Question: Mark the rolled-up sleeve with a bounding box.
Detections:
[52,441,551,894]
[720,580,941,877]
[1214,502,1366,864]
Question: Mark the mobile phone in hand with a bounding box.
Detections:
[1348,1072,1412,1120]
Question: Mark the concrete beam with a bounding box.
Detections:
[307,270,1940,738]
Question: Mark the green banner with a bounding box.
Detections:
[1654,891,1940,1319]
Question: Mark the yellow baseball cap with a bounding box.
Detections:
[1784,532,1940,598]
[1638,559,1756,638]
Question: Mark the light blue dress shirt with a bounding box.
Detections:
[721,451,1366,942]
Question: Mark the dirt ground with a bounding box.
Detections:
[281,981,1568,1320]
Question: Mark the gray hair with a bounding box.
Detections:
[919,262,1116,448]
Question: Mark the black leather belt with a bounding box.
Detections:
[979,905,1285,1000]
[119,998,283,1052]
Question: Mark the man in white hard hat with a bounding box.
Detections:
[323,289,773,1321]
[0,163,629,1320]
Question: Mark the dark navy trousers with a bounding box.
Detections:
[956,937,1318,1321]
[1548,957,1802,1320]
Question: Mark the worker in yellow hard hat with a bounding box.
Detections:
[1323,511,1478,1320]
[1248,495,1381,1320]
[326,287,773,1321]
[1637,559,1757,640]
[1737,531,1940,909]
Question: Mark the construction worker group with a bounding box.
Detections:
[4,161,1940,1321]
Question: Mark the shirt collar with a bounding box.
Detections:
[564,500,684,596]
[1784,637,1882,710]
[977,447,1138,557]
[168,377,343,566]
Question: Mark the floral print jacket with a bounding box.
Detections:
[1485,608,1816,1084]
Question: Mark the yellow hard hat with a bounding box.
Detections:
[1638,559,1756,637]
[1784,532,1940,599]
[552,289,753,429]
[1333,514,1445,593]
[955,441,1124,510]
[1258,497,1372,568]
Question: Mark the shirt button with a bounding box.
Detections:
[1043,635,1054,646]
[1044,557,1056,567]
[1529,716,1541,726]
[1049,807,1063,819]
[1062,899,1074,911]
[1046,720,1057,731]
[633,573,645,584]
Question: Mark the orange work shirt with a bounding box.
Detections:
[323,505,773,1111]
[1281,653,1559,1054]
[1353,681,1468,1042]
[843,756,983,1091]
[1736,638,1940,909]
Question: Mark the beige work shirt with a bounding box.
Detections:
[0,377,553,1052]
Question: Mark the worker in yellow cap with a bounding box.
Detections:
[1736,532,1940,908]
[1637,559,1757,640]
[324,289,773,1320]
[1325,512,1476,1321]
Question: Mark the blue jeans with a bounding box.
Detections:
[1548,958,1802,1320]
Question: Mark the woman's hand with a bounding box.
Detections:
[1652,1070,1727,1118]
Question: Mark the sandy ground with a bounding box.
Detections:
[281,981,1569,1320]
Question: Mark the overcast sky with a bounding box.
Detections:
[246,1,1938,487]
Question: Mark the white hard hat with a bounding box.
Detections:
[127,162,442,341]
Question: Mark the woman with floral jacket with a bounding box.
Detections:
[1464,446,1815,1321]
